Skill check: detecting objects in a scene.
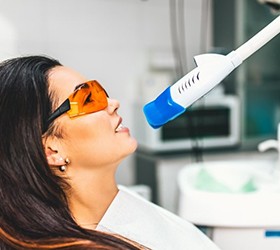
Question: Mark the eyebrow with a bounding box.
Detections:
[74,83,84,91]
[69,83,83,99]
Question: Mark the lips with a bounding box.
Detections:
[115,117,123,132]
[115,123,125,132]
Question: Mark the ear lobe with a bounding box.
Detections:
[45,147,65,166]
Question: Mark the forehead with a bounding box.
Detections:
[48,66,87,100]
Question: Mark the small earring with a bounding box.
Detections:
[59,165,67,172]
[59,158,71,172]
[65,158,71,165]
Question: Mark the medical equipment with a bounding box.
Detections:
[143,15,280,129]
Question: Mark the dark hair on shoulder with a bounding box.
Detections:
[0,55,141,249]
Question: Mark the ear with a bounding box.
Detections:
[42,136,65,167]
[45,146,65,166]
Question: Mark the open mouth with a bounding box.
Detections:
[115,123,125,132]
[115,117,124,132]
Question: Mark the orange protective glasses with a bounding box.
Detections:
[47,80,108,126]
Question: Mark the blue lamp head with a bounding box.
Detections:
[143,86,186,129]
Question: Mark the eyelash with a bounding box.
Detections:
[85,93,92,104]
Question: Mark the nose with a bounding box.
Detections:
[107,98,120,114]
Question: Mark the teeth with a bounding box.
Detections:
[115,123,124,132]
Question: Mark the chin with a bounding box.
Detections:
[129,138,138,153]
[124,138,138,156]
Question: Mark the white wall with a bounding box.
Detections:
[0,0,211,185]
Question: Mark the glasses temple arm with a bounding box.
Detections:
[47,99,71,125]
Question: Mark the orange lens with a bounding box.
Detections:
[67,80,108,118]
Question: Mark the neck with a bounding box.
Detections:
[66,165,119,229]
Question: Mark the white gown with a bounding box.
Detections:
[96,186,220,250]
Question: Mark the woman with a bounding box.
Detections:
[0,55,220,250]
[0,55,142,249]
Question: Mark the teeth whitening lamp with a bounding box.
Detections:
[143,15,280,129]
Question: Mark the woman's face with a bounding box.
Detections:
[47,66,137,171]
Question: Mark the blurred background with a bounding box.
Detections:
[2,1,280,249]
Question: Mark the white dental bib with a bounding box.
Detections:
[96,186,220,250]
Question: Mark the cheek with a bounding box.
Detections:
[68,110,106,131]
[62,114,114,157]
[59,113,137,167]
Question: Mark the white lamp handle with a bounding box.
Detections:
[236,15,280,61]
